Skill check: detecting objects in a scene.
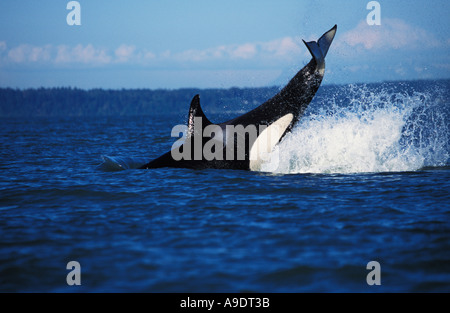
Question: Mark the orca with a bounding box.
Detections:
[140,25,337,171]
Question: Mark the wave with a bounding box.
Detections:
[261,83,449,174]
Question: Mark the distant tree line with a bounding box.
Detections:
[0,86,281,117]
[0,79,448,117]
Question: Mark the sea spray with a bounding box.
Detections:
[261,83,449,174]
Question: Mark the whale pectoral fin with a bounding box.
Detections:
[249,113,294,171]
[303,25,337,71]
[187,94,213,137]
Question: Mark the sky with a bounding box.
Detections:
[0,0,449,89]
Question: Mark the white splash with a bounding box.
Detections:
[261,84,449,174]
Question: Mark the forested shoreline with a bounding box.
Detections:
[0,79,448,117]
[0,86,280,117]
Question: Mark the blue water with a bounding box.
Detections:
[1,82,449,292]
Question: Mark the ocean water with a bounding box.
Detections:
[0,82,449,292]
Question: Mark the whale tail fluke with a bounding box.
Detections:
[303,24,337,68]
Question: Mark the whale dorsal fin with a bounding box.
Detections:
[187,94,212,137]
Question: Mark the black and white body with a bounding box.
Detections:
[141,25,337,171]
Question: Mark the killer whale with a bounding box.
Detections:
[140,25,337,171]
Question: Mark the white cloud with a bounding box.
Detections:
[7,44,52,63]
[169,37,305,64]
[338,18,441,52]
[29,45,52,62]
[230,43,257,59]
[71,44,111,64]
[143,51,156,60]
[8,45,30,63]
[115,44,136,63]
[8,45,26,63]
[160,50,172,59]
[55,44,111,64]
[0,35,310,68]
[174,48,214,62]
[3,43,111,65]
[262,37,302,57]
[172,43,256,62]
[54,45,70,63]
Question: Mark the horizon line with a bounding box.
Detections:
[1,77,449,92]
